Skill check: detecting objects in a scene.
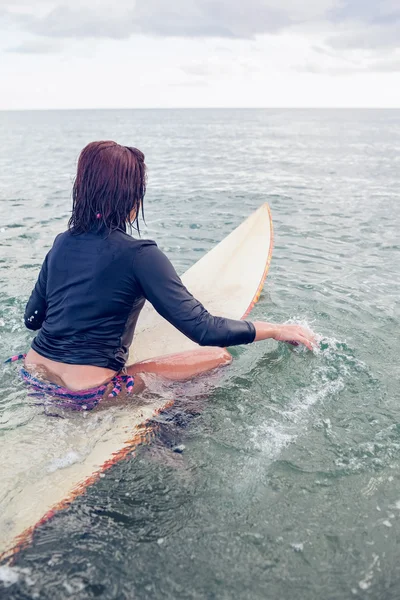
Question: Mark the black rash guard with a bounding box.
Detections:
[24,228,256,371]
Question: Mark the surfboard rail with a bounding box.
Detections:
[241,203,274,320]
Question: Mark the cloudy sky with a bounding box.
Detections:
[1,0,399,109]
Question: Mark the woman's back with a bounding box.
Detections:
[26,228,150,371]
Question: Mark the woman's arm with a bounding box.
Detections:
[24,255,48,331]
[134,244,315,350]
[134,243,255,347]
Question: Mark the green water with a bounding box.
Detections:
[0,109,399,599]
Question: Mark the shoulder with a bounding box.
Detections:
[53,231,69,244]
[111,231,159,255]
[131,238,164,263]
[46,231,69,253]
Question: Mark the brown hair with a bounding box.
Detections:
[68,141,146,234]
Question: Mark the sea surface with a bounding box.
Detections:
[0,108,399,599]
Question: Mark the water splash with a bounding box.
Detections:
[247,327,364,460]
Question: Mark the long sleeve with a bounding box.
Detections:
[24,254,49,331]
[133,243,256,347]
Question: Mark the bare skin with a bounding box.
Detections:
[253,322,316,351]
[24,323,315,392]
[24,347,232,392]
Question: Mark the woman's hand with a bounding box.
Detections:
[273,324,316,351]
[253,322,316,351]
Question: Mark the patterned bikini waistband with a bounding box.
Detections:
[4,353,134,398]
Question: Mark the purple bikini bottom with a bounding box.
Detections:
[5,353,134,411]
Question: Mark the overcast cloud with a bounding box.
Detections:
[0,0,398,47]
[0,0,399,109]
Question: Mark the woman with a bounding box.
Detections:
[16,141,315,410]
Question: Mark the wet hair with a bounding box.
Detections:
[68,141,146,235]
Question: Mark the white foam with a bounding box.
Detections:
[358,553,380,591]
[62,579,86,594]
[291,542,304,552]
[0,565,19,587]
[47,451,81,473]
[0,565,34,588]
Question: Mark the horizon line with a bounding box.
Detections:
[1,106,400,112]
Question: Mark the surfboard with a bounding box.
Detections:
[0,203,273,561]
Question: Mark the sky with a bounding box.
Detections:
[0,0,399,109]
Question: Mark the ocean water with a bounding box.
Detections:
[0,108,399,599]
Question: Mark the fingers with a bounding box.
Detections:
[295,329,317,350]
[294,325,316,349]
[274,323,317,351]
[288,327,316,351]
[284,335,314,350]
[298,335,314,351]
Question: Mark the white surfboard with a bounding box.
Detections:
[0,203,273,561]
